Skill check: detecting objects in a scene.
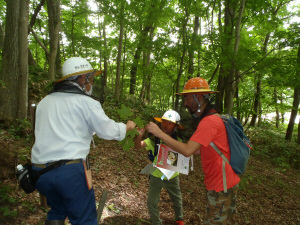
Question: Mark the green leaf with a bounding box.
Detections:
[118,136,134,151]
[127,129,139,138]
[116,104,133,119]
[133,116,145,128]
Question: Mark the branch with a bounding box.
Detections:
[236,48,276,80]
[28,0,46,34]
[208,64,220,84]
[29,26,50,57]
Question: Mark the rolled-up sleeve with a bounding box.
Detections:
[87,101,126,141]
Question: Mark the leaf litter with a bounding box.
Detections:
[0,136,299,225]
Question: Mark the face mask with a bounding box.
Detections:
[85,85,93,96]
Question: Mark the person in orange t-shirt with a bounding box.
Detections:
[146,77,240,224]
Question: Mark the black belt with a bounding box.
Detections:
[33,159,82,168]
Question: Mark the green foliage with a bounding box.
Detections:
[0,182,18,218]
[107,203,120,213]
[249,123,300,170]
[116,104,133,119]
[0,80,5,88]
[28,66,52,101]
[21,201,37,212]
[4,119,33,140]
[116,104,143,151]
[133,116,144,128]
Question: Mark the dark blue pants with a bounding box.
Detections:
[33,163,97,225]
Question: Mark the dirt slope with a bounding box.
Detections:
[0,137,299,225]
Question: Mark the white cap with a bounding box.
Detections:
[17,164,24,170]
[153,110,185,129]
[154,110,180,123]
[162,110,180,123]
[54,57,103,83]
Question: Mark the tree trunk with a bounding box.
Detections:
[297,117,300,144]
[188,16,199,79]
[224,0,244,115]
[285,87,300,141]
[115,0,125,102]
[129,0,165,95]
[71,6,75,56]
[175,4,189,111]
[0,0,22,123]
[285,45,300,141]
[0,23,4,52]
[250,33,270,126]
[274,87,280,128]
[28,49,37,66]
[18,0,30,120]
[129,39,143,95]
[250,76,261,127]
[121,32,127,96]
[140,26,154,101]
[196,17,202,77]
[100,19,108,103]
[47,0,61,81]
[217,0,234,113]
[29,0,46,34]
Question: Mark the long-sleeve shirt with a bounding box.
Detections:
[31,92,126,164]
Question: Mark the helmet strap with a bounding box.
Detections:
[193,94,202,118]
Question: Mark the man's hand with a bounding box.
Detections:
[126,120,136,132]
[145,122,164,138]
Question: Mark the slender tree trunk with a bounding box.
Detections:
[250,76,261,127]
[18,0,30,120]
[188,16,199,79]
[140,26,154,101]
[274,87,280,128]
[224,0,244,115]
[28,49,36,66]
[285,45,300,141]
[47,0,61,81]
[281,96,285,124]
[216,0,234,113]
[115,0,125,102]
[250,34,270,126]
[129,0,166,95]
[28,0,46,34]
[175,4,189,111]
[297,117,300,144]
[121,32,127,96]
[101,20,108,103]
[71,7,75,55]
[0,23,4,53]
[175,42,187,111]
[285,88,300,141]
[129,42,142,95]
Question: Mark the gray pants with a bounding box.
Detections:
[147,175,183,225]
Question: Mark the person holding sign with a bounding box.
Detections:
[135,110,185,225]
[146,77,240,224]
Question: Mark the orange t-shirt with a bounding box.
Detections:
[190,115,240,192]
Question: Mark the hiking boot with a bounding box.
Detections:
[176,220,184,225]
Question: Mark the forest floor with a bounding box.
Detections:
[0,132,300,225]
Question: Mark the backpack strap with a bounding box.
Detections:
[209,142,229,193]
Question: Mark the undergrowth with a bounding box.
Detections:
[248,122,300,170]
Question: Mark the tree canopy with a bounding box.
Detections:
[0,0,299,142]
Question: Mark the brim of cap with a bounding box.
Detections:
[176,89,219,95]
[53,70,104,84]
[154,117,185,130]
